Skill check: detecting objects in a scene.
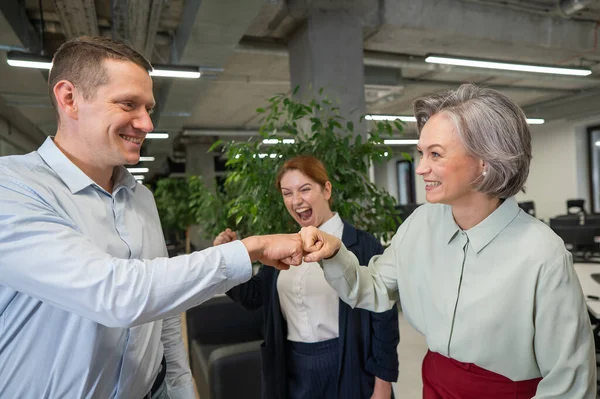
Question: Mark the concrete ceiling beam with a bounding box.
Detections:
[144,0,164,60]
[0,1,42,53]
[286,0,382,27]
[236,39,600,85]
[110,0,163,59]
[53,0,99,38]
[144,0,266,179]
[385,0,596,54]
[522,87,600,120]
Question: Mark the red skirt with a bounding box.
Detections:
[422,350,541,399]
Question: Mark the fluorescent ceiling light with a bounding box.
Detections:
[132,175,145,180]
[595,141,600,147]
[7,52,202,79]
[6,52,52,69]
[127,167,149,173]
[7,59,52,69]
[138,156,155,162]
[526,118,545,125]
[262,138,295,144]
[366,115,416,122]
[368,114,544,125]
[384,139,419,145]
[149,64,201,79]
[425,55,591,76]
[146,133,169,139]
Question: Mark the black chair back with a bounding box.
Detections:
[567,199,585,215]
[518,201,536,217]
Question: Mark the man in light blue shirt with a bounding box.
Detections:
[0,36,303,399]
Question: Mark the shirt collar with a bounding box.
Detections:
[441,205,462,244]
[467,197,520,253]
[320,212,344,239]
[112,165,139,194]
[37,137,138,195]
[441,196,520,253]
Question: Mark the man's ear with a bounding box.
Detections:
[53,80,79,121]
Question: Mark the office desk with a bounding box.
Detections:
[574,262,600,319]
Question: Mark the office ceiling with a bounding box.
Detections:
[2,0,600,179]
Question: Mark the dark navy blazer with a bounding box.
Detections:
[227,221,399,399]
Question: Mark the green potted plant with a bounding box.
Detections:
[154,175,227,254]
[155,88,407,245]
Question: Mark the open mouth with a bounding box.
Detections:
[425,181,441,188]
[295,207,313,222]
[119,134,143,145]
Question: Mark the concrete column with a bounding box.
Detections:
[186,138,216,183]
[288,4,368,133]
[185,137,216,250]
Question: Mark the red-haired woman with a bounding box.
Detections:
[214,155,399,399]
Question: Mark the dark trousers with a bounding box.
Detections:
[285,338,339,399]
[422,350,541,399]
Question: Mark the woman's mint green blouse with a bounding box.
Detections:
[322,197,596,398]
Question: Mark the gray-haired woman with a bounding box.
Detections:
[300,84,596,398]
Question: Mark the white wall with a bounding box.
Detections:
[515,120,580,222]
[515,117,600,222]
[373,147,423,204]
[372,118,598,223]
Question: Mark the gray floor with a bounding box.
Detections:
[393,313,428,398]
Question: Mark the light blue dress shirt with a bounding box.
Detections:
[322,197,597,398]
[0,137,252,398]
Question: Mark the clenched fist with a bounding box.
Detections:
[300,226,342,263]
[213,228,238,246]
[241,233,305,270]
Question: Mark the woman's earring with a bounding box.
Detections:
[482,170,487,177]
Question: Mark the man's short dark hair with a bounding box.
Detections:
[48,36,152,121]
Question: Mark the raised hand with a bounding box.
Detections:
[300,226,342,263]
[241,234,305,270]
[213,228,238,246]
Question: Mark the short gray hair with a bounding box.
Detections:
[413,83,532,199]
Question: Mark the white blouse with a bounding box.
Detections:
[277,213,345,342]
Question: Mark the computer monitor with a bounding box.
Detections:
[551,225,600,254]
[550,215,579,228]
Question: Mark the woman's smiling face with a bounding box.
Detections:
[415,112,483,206]
[279,169,333,228]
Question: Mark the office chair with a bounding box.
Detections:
[567,199,586,215]
[518,201,536,217]
[395,203,422,221]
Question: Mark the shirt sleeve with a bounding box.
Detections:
[533,252,597,398]
[0,174,252,328]
[161,315,196,399]
[321,225,407,313]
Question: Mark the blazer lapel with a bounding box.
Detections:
[337,222,357,378]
